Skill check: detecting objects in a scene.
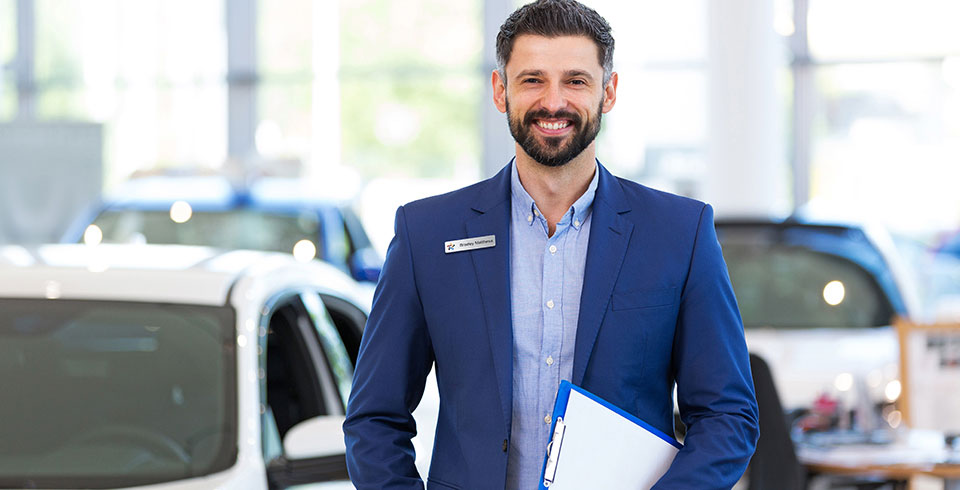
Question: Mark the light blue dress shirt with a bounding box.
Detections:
[505,160,598,490]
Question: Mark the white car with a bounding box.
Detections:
[0,244,373,489]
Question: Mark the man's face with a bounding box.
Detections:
[493,35,617,167]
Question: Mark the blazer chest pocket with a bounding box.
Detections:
[427,477,462,489]
[611,287,678,311]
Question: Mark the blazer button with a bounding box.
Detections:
[502,439,508,453]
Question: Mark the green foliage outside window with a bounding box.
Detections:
[341,75,481,179]
[339,0,483,179]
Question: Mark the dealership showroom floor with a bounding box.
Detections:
[3,0,960,489]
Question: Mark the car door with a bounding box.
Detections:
[258,291,353,489]
[317,293,366,365]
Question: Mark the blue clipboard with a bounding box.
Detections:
[538,381,682,489]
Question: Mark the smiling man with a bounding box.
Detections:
[343,1,759,489]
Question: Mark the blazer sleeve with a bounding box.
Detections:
[652,204,760,489]
[343,205,434,489]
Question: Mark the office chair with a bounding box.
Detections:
[747,352,807,490]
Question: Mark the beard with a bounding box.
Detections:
[506,98,603,167]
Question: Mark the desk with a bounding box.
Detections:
[799,444,960,490]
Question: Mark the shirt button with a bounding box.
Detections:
[533,209,539,216]
[546,300,555,309]
[527,215,533,223]
[544,415,552,425]
[574,219,581,227]
[549,245,557,254]
[546,356,554,366]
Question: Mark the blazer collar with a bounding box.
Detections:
[593,160,631,214]
[466,160,514,432]
[573,164,634,384]
[471,159,514,214]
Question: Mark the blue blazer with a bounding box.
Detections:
[344,162,759,489]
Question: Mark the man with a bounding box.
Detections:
[343,1,759,488]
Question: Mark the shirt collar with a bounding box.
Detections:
[510,158,599,231]
[569,163,599,230]
[510,159,537,227]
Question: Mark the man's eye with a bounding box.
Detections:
[522,78,541,84]
[569,79,586,85]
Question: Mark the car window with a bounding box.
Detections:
[260,295,345,456]
[341,206,373,252]
[318,293,367,365]
[91,209,324,260]
[301,292,353,406]
[722,243,895,329]
[0,299,236,489]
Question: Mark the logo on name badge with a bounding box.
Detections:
[444,235,496,254]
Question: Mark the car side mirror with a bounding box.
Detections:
[284,414,346,459]
[349,247,382,283]
[266,415,350,488]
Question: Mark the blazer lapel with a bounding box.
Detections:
[465,164,513,430]
[573,164,633,385]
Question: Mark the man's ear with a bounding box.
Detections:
[492,70,507,114]
[601,71,618,114]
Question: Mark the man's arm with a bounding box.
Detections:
[653,203,760,489]
[344,205,434,489]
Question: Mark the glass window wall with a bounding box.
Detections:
[339,0,483,180]
[808,0,960,61]
[804,0,960,235]
[33,0,227,188]
[581,1,708,196]
[257,0,314,163]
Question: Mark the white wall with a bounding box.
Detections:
[0,123,102,244]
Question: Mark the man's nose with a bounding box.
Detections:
[540,83,566,113]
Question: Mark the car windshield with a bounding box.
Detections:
[718,225,897,329]
[0,299,236,488]
[91,209,323,258]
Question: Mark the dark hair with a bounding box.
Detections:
[496,0,615,85]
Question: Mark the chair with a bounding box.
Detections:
[747,352,807,490]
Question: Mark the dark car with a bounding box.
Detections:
[62,176,383,283]
[715,218,921,412]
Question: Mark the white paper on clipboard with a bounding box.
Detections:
[539,381,681,490]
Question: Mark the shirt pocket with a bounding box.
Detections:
[611,287,678,311]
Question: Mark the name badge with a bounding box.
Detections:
[445,235,496,254]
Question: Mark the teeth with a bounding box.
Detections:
[537,121,569,130]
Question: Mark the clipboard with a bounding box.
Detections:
[539,381,681,489]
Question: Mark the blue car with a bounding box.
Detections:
[63,176,383,283]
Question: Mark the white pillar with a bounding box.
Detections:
[15,0,36,119]
[482,0,516,178]
[226,0,257,164]
[704,0,790,217]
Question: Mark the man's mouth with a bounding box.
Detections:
[534,119,572,134]
[536,120,570,130]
